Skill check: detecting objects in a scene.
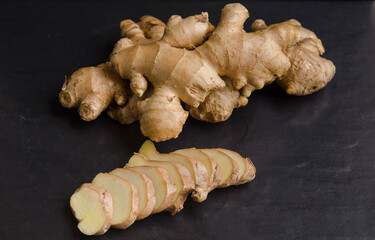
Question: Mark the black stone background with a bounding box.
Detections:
[0,1,374,239]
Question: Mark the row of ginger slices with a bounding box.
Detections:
[70,140,256,235]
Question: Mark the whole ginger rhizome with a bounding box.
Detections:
[59,3,335,142]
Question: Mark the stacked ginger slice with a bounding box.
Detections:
[70,140,256,235]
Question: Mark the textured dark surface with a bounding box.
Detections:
[0,1,374,239]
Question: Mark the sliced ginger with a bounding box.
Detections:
[173,148,220,191]
[70,141,256,235]
[92,173,138,229]
[70,183,113,235]
[128,153,193,214]
[200,149,241,187]
[217,149,256,184]
[110,168,156,220]
[126,165,176,213]
[139,140,209,202]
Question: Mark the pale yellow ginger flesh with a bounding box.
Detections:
[217,148,256,185]
[70,140,256,235]
[173,148,219,191]
[128,153,193,214]
[110,168,155,220]
[92,173,138,229]
[139,140,209,202]
[200,149,241,187]
[70,183,113,235]
[59,3,335,142]
[126,165,176,214]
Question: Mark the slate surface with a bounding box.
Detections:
[0,1,374,239]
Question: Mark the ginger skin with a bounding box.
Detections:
[59,3,335,141]
[59,62,126,121]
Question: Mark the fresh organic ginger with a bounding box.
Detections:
[70,141,256,235]
[60,3,335,141]
[139,140,209,202]
[59,62,127,121]
[70,183,113,235]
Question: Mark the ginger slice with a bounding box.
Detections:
[70,183,113,235]
[217,149,256,185]
[200,149,241,187]
[139,140,208,202]
[110,168,156,220]
[92,173,138,229]
[128,153,193,214]
[126,165,176,213]
[173,148,221,191]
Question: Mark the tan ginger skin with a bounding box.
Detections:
[59,3,335,142]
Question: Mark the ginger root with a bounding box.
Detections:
[70,141,256,235]
[60,3,335,141]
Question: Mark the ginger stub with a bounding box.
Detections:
[70,141,256,235]
[59,3,335,142]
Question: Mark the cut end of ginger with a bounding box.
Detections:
[70,183,113,236]
[92,173,138,229]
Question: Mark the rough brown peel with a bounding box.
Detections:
[60,3,335,142]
